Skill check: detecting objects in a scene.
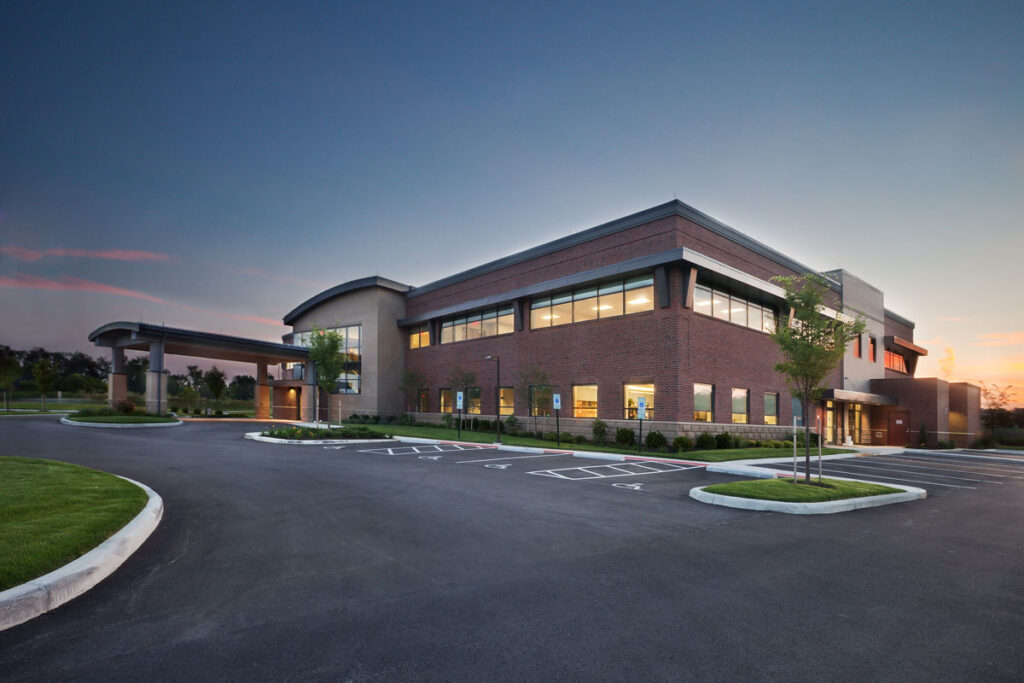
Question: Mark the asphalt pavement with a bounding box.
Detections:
[1,417,1022,681]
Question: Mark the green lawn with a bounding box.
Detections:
[996,445,1024,451]
[703,477,901,503]
[0,457,149,590]
[3,401,106,412]
[67,415,180,424]
[337,423,854,461]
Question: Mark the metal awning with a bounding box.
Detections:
[89,322,309,365]
[822,389,898,406]
[886,335,928,356]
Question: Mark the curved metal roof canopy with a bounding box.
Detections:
[89,322,309,364]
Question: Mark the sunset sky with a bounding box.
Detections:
[2,1,1022,406]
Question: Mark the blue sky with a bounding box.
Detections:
[1,1,1022,402]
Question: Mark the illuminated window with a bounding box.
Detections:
[598,281,624,317]
[731,300,748,327]
[885,350,908,373]
[439,306,516,343]
[573,288,599,323]
[792,396,804,427]
[529,385,552,417]
[747,303,763,331]
[694,383,713,422]
[295,325,362,394]
[409,324,430,349]
[499,387,514,416]
[440,388,452,413]
[712,290,730,321]
[764,392,778,425]
[417,389,429,413]
[624,276,655,314]
[624,383,654,419]
[732,388,749,423]
[466,387,482,415]
[853,335,861,359]
[869,337,877,362]
[550,292,573,327]
[694,284,777,334]
[531,297,552,329]
[573,385,598,418]
[694,285,712,311]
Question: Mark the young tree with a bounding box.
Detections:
[445,365,477,429]
[771,274,865,484]
[307,328,347,427]
[204,366,227,412]
[981,382,1014,433]
[31,358,60,412]
[187,365,206,394]
[400,369,428,412]
[179,384,198,414]
[0,354,20,411]
[228,375,256,401]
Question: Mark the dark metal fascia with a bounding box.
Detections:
[88,321,308,359]
[821,388,899,406]
[883,308,916,330]
[282,276,412,326]
[397,248,684,327]
[406,199,839,298]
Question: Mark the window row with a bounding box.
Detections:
[293,325,363,394]
[694,384,779,424]
[693,285,777,334]
[437,387,514,415]
[438,306,515,345]
[409,324,430,349]
[530,275,655,329]
[884,350,908,373]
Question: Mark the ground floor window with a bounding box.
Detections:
[624,384,654,419]
[764,393,778,425]
[694,383,713,422]
[573,384,597,418]
[440,388,452,413]
[529,385,552,417]
[732,388,748,423]
[417,389,429,413]
[499,387,514,416]
[467,387,482,415]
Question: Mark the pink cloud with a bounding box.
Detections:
[0,273,166,303]
[1,245,172,262]
[973,332,1024,347]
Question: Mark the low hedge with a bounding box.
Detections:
[262,425,387,440]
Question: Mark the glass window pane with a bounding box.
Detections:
[420,329,430,347]
[694,383,713,422]
[440,389,452,413]
[550,300,572,326]
[624,275,654,290]
[732,388,748,423]
[481,315,497,337]
[530,305,551,329]
[453,320,467,342]
[624,285,654,314]
[764,393,778,425]
[573,294,598,323]
[748,304,763,331]
[693,285,712,313]
[467,387,482,415]
[466,315,482,339]
[573,385,598,418]
[499,387,514,416]
[731,298,748,327]
[551,292,572,305]
[573,288,597,300]
[598,281,623,295]
[441,323,454,344]
[623,383,654,419]
[712,291,730,320]
[529,386,552,417]
[497,313,514,335]
[597,291,623,318]
[763,310,777,334]
[409,330,420,349]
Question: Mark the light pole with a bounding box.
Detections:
[485,355,501,444]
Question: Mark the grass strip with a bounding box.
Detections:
[335,423,853,460]
[67,415,179,424]
[703,477,901,503]
[0,457,148,591]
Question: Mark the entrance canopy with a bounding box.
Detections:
[89,322,308,365]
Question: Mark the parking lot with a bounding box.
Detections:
[2,418,1023,681]
[757,449,1024,493]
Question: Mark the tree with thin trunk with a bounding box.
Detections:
[400,369,428,412]
[204,366,227,413]
[445,365,477,430]
[307,328,347,428]
[517,363,550,433]
[771,273,865,484]
[0,354,20,411]
[981,382,1014,433]
[31,358,59,413]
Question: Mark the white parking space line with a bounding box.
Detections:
[820,461,1000,484]
[876,456,1024,477]
[528,461,699,481]
[792,466,976,489]
[359,444,490,456]
[456,453,570,464]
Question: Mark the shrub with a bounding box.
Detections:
[215,409,224,417]
[115,399,134,415]
[796,431,820,447]
[505,415,520,434]
[169,405,178,413]
[994,427,1024,446]
[715,432,733,449]
[970,435,996,449]
[574,434,588,444]
[441,413,454,429]
[645,431,667,450]
[399,413,415,426]
[918,422,929,448]
[371,415,381,424]
[543,431,559,442]
[673,436,693,452]
[782,440,794,448]
[936,440,956,449]
[616,427,636,447]
[696,433,716,450]
[560,432,574,443]
[192,408,201,416]
[592,419,608,444]
[478,419,492,432]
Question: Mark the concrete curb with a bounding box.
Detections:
[61,416,183,429]
[0,476,163,632]
[689,482,926,514]
[244,432,393,446]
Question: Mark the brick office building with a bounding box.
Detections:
[276,200,980,447]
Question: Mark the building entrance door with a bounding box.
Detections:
[887,411,911,446]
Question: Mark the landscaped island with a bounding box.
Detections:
[703,477,901,503]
